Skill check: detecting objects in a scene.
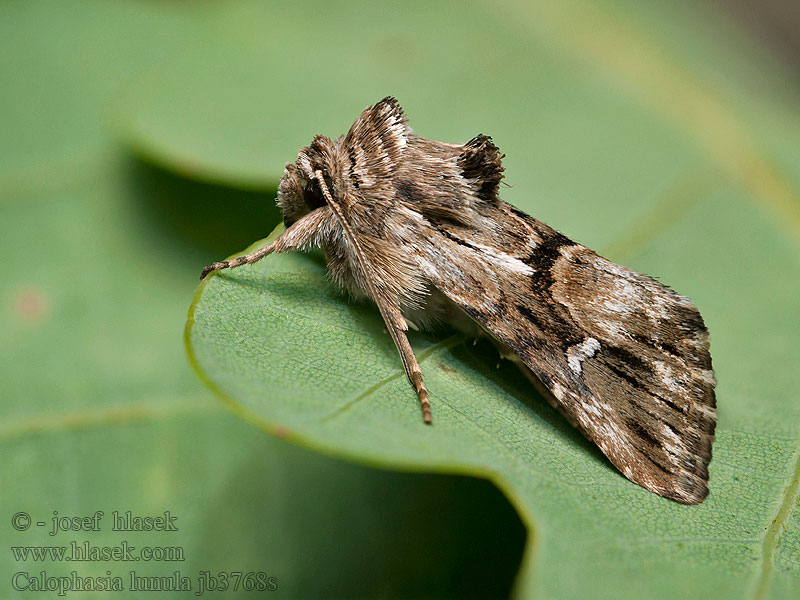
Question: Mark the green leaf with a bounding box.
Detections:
[173,1,800,598]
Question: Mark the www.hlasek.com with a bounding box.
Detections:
[12,541,183,563]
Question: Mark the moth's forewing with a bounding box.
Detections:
[420,206,715,504]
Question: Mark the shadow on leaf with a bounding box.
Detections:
[125,156,282,261]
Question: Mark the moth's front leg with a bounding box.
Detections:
[378,303,432,424]
[200,207,330,279]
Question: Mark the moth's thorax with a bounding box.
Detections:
[275,99,510,313]
[278,95,505,232]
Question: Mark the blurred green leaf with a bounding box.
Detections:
[169,1,800,599]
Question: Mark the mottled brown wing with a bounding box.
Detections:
[418,202,716,504]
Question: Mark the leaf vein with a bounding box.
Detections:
[319,335,465,423]
[753,434,800,599]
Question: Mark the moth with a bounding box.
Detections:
[201,97,716,504]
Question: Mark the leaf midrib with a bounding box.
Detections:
[755,443,800,599]
[0,395,220,442]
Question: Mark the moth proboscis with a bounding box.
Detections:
[201,97,717,504]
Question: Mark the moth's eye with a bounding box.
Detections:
[302,179,327,210]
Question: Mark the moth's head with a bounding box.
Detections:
[277,134,340,228]
[277,97,411,228]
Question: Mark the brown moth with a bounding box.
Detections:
[201,97,716,504]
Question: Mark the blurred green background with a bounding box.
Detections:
[2,1,799,599]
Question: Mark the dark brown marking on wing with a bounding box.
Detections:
[524,232,575,292]
[347,146,361,189]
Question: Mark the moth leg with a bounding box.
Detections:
[378,305,432,425]
[200,207,328,279]
[200,242,277,280]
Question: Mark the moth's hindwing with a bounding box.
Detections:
[421,204,716,504]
